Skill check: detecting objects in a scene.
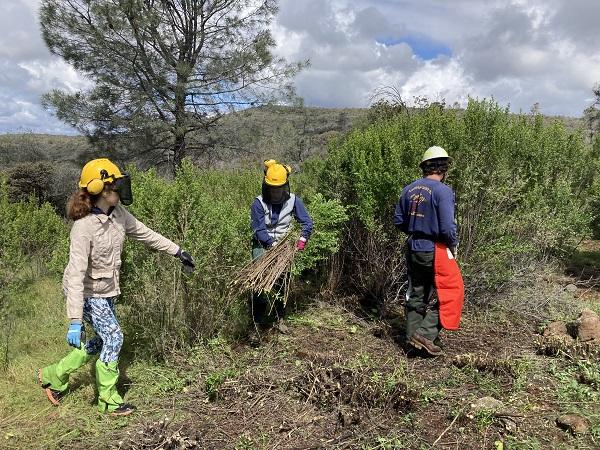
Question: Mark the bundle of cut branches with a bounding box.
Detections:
[229,234,298,305]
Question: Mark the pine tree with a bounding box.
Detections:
[40,0,305,169]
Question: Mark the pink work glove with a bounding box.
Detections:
[296,237,307,251]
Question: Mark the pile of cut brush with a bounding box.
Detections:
[229,234,298,305]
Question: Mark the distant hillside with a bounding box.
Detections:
[199,105,370,168]
[0,134,91,169]
[0,105,586,172]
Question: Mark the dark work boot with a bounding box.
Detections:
[109,403,136,416]
[409,333,444,356]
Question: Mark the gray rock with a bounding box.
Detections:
[499,417,518,433]
[470,397,504,414]
[565,284,578,293]
[576,309,600,342]
[557,414,589,434]
[543,321,568,338]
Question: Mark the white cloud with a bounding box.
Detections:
[19,60,92,94]
[274,0,600,117]
[400,59,474,107]
[0,0,82,134]
[0,0,599,134]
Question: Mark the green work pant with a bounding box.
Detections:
[249,239,285,324]
[40,346,94,393]
[405,250,441,342]
[96,359,124,413]
[40,347,125,413]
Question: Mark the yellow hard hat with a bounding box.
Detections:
[263,159,291,186]
[263,159,277,173]
[421,146,450,164]
[79,158,124,195]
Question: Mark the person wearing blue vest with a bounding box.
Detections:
[249,159,313,328]
[394,146,458,356]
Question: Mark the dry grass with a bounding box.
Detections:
[228,235,298,306]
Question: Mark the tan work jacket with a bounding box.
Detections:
[63,204,179,320]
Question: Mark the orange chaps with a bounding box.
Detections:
[434,243,465,330]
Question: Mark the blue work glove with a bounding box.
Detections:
[176,249,195,273]
[66,320,83,348]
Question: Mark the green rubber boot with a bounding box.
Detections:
[95,359,125,413]
[39,346,93,394]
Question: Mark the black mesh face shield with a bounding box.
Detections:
[262,181,290,204]
[113,174,133,205]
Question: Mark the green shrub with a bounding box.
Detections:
[118,160,346,357]
[3,162,79,215]
[316,99,596,301]
[0,180,68,275]
[0,180,68,368]
[293,193,348,274]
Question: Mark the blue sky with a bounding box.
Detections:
[1,0,599,134]
[376,36,452,60]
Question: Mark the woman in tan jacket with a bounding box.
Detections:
[38,158,195,416]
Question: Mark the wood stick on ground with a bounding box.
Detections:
[432,407,463,447]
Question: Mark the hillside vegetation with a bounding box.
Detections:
[0,107,369,173]
[1,100,600,449]
[0,105,584,171]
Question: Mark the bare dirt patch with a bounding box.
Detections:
[111,288,600,450]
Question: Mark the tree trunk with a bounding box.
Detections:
[173,131,186,170]
[172,70,188,171]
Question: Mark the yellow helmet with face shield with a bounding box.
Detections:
[78,158,133,205]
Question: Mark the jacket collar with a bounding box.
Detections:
[91,206,115,223]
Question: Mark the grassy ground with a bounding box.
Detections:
[0,277,191,449]
[2,260,600,449]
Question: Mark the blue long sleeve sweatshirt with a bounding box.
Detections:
[251,196,313,247]
[394,178,458,252]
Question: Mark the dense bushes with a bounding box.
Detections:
[4,162,80,215]
[1,99,597,361]
[0,180,68,367]
[115,161,346,357]
[0,181,68,274]
[314,99,596,303]
[0,162,346,360]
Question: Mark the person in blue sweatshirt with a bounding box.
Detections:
[394,146,458,355]
[249,159,313,328]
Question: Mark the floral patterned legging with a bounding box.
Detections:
[82,297,123,363]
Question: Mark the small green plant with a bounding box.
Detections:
[419,387,445,405]
[286,314,321,328]
[512,360,532,392]
[383,366,407,394]
[370,371,383,384]
[204,368,238,401]
[398,412,415,425]
[234,437,259,450]
[577,360,600,390]
[362,436,407,450]
[473,409,495,431]
[503,436,542,450]
[136,365,192,395]
[551,361,600,404]
[349,352,373,369]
